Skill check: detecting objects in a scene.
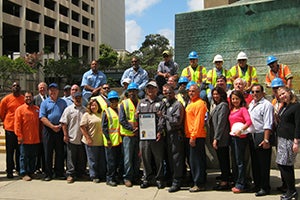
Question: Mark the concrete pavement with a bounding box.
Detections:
[0,153,299,200]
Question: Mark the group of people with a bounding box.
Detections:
[0,50,298,200]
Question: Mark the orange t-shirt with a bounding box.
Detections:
[185,98,207,139]
[0,94,24,131]
[265,64,293,86]
[14,104,40,144]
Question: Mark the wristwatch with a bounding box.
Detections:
[264,139,269,144]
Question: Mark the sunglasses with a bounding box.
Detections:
[102,87,110,90]
[251,90,261,94]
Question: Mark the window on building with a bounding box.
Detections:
[91,7,94,15]
[44,0,55,11]
[26,9,40,23]
[72,11,80,22]
[82,2,89,12]
[82,16,89,26]
[91,20,94,28]
[71,0,79,7]
[82,31,89,40]
[59,22,69,33]
[3,0,20,17]
[59,4,68,17]
[44,16,55,29]
[91,34,94,42]
[30,0,39,4]
[72,26,80,37]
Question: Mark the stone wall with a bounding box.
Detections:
[175,0,300,94]
[175,0,300,169]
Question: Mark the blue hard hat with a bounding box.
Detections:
[266,55,278,65]
[127,82,139,91]
[178,76,189,84]
[188,51,198,59]
[107,90,119,100]
[186,81,197,90]
[271,78,284,88]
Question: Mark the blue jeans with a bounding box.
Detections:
[105,145,122,182]
[19,144,39,175]
[122,136,140,181]
[5,130,20,174]
[85,145,106,180]
[231,136,248,189]
[186,138,206,186]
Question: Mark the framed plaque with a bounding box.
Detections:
[138,113,156,140]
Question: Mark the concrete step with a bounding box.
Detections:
[0,134,5,154]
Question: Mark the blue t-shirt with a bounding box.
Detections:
[39,97,67,125]
[81,69,107,99]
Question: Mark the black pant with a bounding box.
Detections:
[249,141,272,191]
[5,130,20,174]
[166,133,185,186]
[278,164,296,195]
[43,127,65,177]
[216,146,230,182]
[66,143,87,177]
[105,145,123,182]
[140,138,165,183]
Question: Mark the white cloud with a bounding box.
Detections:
[125,0,161,16]
[158,28,174,47]
[126,20,143,52]
[187,0,204,11]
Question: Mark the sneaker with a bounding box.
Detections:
[106,180,117,187]
[124,180,133,187]
[22,175,32,181]
[6,173,14,179]
[44,176,52,181]
[189,185,205,192]
[232,187,243,193]
[67,176,74,184]
[93,178,100,183]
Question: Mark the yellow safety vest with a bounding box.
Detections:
[206,68,230,86]
[103,107,122,147]
[176,93,186,107]
[120,99,138,136]
[181,65,207,85]
[91,95,108,111]
[229,65,258,88]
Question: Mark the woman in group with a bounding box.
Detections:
[228,90,252,193]
[209,86,231,190]
[80,99,106,183]
[276,86,300,200]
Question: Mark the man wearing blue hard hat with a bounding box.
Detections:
[265,55,293,88]
[119,82,140,187]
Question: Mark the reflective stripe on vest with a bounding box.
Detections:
[234,65,253,86]
[103,107,122,147]
[267,64,286,84]
[120,99,138,136]
[176,93,186,107]
[187,65,203,84]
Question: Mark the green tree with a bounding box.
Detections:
[98,44,118,70]
[0,56,37,91]
[43,57,86,85]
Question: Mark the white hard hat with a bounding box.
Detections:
[237,51,248,60]
[229,122,254,136]
[213,54,224,63]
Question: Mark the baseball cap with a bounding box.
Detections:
[49,83,58,89]
[64,85,71,90]
[162,50,172,56]
[74,92,82,98]
[122,78,131,84]
[146,81,158,88]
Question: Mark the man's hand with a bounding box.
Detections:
[189,138,196,147]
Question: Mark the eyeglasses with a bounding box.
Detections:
[215,61,222,63]
[189,59,196,61]
[251,90,261,94]
[12,84,20,87]
[131,60,138,63]
[102,87,110,90]
[238,59,246,62]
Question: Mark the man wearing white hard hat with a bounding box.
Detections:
[229,52,258,92]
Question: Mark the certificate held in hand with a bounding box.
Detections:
[138,113,157,140]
